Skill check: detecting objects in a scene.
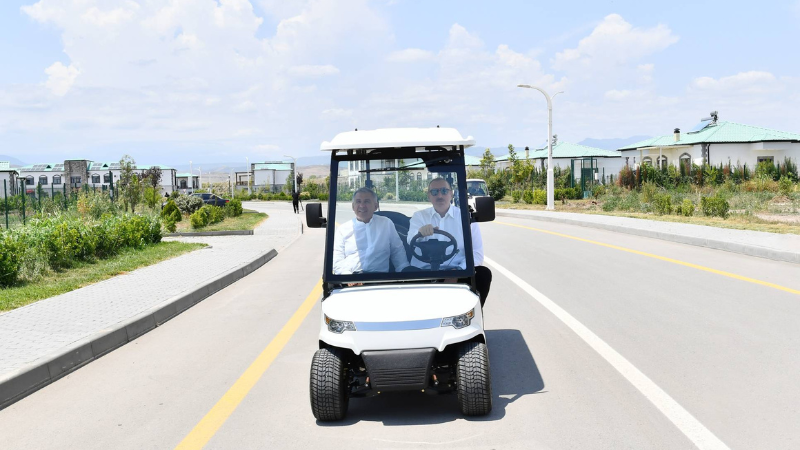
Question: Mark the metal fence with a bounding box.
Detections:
[1,180,116,229]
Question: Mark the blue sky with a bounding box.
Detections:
[2,0,799,165]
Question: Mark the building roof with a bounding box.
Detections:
[496,142,620,161]
[20,161,174,172]
[176,173,198,178]
[320,127,475,151]
[253,162,293,171]
[19,163,63,172]
[619,121,800,150]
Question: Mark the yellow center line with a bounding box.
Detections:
[495,220,800,296]
[175,279,323,450]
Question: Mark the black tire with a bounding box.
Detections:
[310,348,349,421]
[455,341,492,416]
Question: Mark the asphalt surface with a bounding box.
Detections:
[1,213,798,449]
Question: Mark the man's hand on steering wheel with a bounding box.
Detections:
[418,224,436,237]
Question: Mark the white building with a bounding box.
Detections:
[18,160,178,196]
[175,173,199,192]
[0,162,19,193]
[252,161,293,192]
[618,113,800,169]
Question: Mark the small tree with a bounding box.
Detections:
[118,155,136,212]
[479,148,496,180]
[142,166,163,209]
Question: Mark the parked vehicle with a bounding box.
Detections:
[305,127,496,421]
[191,193,229,207]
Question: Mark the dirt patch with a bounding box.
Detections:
[755,213,800,224]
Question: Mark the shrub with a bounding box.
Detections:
[317,193,329,201]
[641,181,658,203]
[161,199,181,222]
[164,217,177,233]
[779,176,794,196]
[677,198,694,217]
[191,205,225,229]
[190,208,208,228]
[225,199,243,217]
[174,194,203,214]
[299,192,311,201]
[592,185,607,198]
[522,190,533,204]
[0,232,23,287]
[701,196,730,218]
[533,189,547,205]
[511,190,522,203]
[602,196,621,211]
[382,193,395,201]
[652,193,672,215]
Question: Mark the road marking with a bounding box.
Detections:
[175,279,323,450]
[485,256,730,450]
[495,220,800,296]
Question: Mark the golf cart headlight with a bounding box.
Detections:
[325,315,356,334]
[441,309,475,329]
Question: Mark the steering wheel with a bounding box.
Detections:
[409,229,459,271]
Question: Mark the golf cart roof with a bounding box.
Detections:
[320,127,475,151]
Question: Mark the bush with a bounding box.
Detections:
[522,190,533,204]
[487,173,507,201]
[533,189,547,205]
[317,193,329,201]
[299,192,311,201]
[602,196,621,211]
[190,205,225,229]
[164,217,177,233]
[779,176,794,196]
[511,190,522,203]
[0,232,23,287]
[190,209,207,229]
[161,199,181,222]
[225,199,243,217]
[677,198,694,217]
[174,194,203,214]
[382,193,395,201]
[652,193,672,215]
[701,196,730,218]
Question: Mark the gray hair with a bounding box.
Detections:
[352,187,378,203]
[428,177,452,189]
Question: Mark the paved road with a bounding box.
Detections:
[1,214,798,449]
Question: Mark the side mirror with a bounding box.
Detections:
[306,202,327,228]
[472,197,495,222]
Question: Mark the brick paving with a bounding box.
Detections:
[0,202,301,376]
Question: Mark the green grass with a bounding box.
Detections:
[498,200,800,235]
[176,212,268,232]
[0,241,206,312]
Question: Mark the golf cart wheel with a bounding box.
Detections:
[455,341,493,416]
[310,348,349,421]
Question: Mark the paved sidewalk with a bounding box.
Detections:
[496,209,800,264]
[0,202,301,407]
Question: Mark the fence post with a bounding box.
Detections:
[20,179,26,225]
[38,183,42,210]
[63,183,67,209]
[3,180,7,229]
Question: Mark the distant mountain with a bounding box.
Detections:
[578,136,651,150]
[0,155,26,167]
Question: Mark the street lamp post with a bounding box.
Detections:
[517,84,563,211]
[284,155,297,194]
[245,156,250,195]
[189,160,192,193]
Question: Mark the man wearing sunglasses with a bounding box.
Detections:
[408,177,492,306]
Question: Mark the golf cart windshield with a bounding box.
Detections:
[324,148,475,284]
[467,180,488,196]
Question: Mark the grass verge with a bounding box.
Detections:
[0,241,206,312]
[176,212,268,232]
[498,201,800,235]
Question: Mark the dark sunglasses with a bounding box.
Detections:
[428,187,451,196]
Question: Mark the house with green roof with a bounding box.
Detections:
[0,161,20,191]
[495,138,624,184]
[246,161,294,193]
[618,112,800,170]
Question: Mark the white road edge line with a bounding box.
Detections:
[484,256,730,450]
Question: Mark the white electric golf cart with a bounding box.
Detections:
[305,127,496,421]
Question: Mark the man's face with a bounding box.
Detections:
[427,179,453,215]
[352,192,377,222]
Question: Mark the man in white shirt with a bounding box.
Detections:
[333,187,409,275]
[408,178,492,306]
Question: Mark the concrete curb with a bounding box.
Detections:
[164,230,254,237]
[496,211,800,265]
[0,248,278,410]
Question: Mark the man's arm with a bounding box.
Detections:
[470,222,484,266]
[387,221,409,272]
[332,223,352,274]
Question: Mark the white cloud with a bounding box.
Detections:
[386,48,435,63]
[321,108,353,120]
[689,71,782,94]
[82,4,138,27]
[552,14,678,72]
[287,65,340,77]
[44,62,79,96]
